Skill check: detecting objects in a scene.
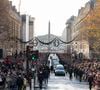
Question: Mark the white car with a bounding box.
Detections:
[54,64,66,76]
[53,60,60,69]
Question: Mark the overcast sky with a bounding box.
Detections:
[10,0,89,36]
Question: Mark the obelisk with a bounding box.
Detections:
[48,21,50,53]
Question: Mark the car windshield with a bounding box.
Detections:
[53,61,59,64]
[56,67,64,70]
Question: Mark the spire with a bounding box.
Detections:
[48,21,50,36]
[18,0,21,12]
[48,21,51,52]
[48,20,50,42]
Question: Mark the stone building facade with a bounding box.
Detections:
[0,0,21,58]
[65,16,76,54]
[72,0,100,59]
[72,1,90,59]
[63,0,100,59]
[21,15,35,51]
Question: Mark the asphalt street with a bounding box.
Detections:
[26,73,90,90]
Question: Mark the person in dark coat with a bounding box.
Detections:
[88,73,94,90]
[0,74,6,89]
[37,68,44,89]
[17,75,24,90]
[43,65,50,84]
[68,67,73,80]
[10,73,18,90]
[78,70,84,82]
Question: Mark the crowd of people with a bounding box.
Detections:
[0,51,51,90]
[0,51,100,90]
[65,60,100,90]
[0,56,27,90]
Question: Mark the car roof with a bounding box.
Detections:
[56,64,64,67]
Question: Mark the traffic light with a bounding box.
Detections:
[31,50,39,61]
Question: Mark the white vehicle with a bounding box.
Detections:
[52,60,60,70]
[48,53,60,69]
